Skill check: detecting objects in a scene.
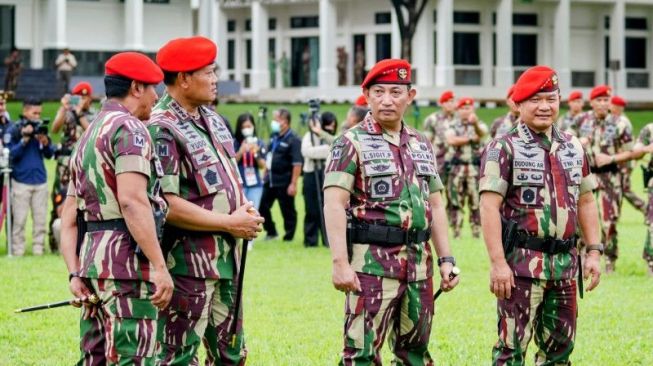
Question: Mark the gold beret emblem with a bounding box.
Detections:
[398,68,408,80]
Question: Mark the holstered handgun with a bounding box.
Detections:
[500,216,518,257]
[75,209,87,256]
[642,165,653,188]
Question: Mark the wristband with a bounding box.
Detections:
[69,271,79,282]
[437,256,456,266]
[586,244,604,255]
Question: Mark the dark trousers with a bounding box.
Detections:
[303,168,326,247]
[259,182,297,241]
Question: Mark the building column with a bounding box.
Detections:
[412,0,434,86]
[215,1,228,78]
[48,0,66,49]
[198,0,214,38]
[318,0,337,89]
[31,0,43,68]
[495,0,512,88]
[124,0,144,50]
[251,0,270,91]
[435,0,454,87]
[480,4,493,88]
[553,0,571,91]
[610,0,626,93]
[390,9,402,59]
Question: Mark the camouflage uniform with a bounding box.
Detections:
[634,123,653,271]
[147,94,247,365]
[49,108,95,252]
[69,100,167,365]
[556,111,582,136]
[444,117,487,238]
[422,111,453,181]
[616,115,646,213]
[480,122,597,365]
[490,113,518,140]
[324,115,444,365]
[578,111,634,265]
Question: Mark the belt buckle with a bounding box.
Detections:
[545,238,557,254]
[406,228,417,244]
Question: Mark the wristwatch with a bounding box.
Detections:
[437,256,456,267]
[586,244,604,255]
[68,271,79,282]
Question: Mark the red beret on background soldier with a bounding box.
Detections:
[324,58,458,364]
[60,51,173,365]
[479,65,602,365]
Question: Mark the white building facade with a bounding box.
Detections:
[1,0,653,102]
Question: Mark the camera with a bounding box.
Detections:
[20,118,50,137]
[69,95,81,107]
[258,105,268,120]
[308,98,320,117]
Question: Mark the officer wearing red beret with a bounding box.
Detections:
[148,36,264,365]
[60,51,174,365]
[324,58,458,364]
[577,85,637,272]
[423,90,456,185]
[50,80,97,253]
[556,90,584,136]
[480,65,602,365]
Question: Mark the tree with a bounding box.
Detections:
[390,0,429,62]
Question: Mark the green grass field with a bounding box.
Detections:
[0,103,652,365]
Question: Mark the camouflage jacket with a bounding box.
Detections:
[60,108,96,154]
[148,93,245,280]
[69,100,167,281]
[556,111,582,137]
[324,114,444,282]
[479,122,597,280]
[444,117,488,169]
[577,111,634,171]
[490,113,518,139]
[422,111,453,173]
[637,123,653,177]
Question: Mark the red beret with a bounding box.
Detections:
[590,85,611,100]
[611,95,626,107]
[157,36,217,72]
[457,97,474,109]
[105,52,163,84]
[362,59,411,89]
[506,85,515,99]
[71,81,92,96]
[354,94,367,106]
[439,90,454,104]
[511,66,559,103]
[568,91,583,102]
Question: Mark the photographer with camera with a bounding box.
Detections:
[49,81,95,253]
[301,110,337,247]
[7,97,55,256]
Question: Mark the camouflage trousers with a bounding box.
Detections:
[492,277,577,366]
[447,168,480,238]
[156,276,246,366]
[621,167,646,214]
[340,273,434,366]
[643,189,653,270]
[595,177,623,264]
[77,278,158,366]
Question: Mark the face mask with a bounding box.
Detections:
[242,127,254,137]
[323,124,336,135]
[270,120,281,134]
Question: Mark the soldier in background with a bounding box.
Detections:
[577,85,636,273]
[324,59,458,364]
[556,91,584,136]
[489,86,519,139]
[341,95,369,132]
[423,90,456,182]
[631,124,653,276]
[445,97,488,238]
[480,65,602,365]
[59,51,173,365]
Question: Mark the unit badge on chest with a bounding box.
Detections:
[370,176,393,198]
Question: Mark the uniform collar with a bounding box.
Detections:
[102,100,131,114]
[360,113,415,146]
[517,121,564,145]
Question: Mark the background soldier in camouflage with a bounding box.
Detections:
[324,59,459,365]
[629,125,653,275]
[480,65,602,366]
[49,81,95,252]
[423,90,455,182]
[578,85,636,273]
[611,96,646,214]
[556,91,584,136]
[149,37,264,365]
[445,97,487,238]
[489,86,519,139]
[59,52,174,366]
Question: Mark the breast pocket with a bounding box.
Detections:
[363,161,400,202]
[414,161,438,199]
[512,168,545,208]
[189,149,225,196]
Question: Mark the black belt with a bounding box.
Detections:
[514,231,576,254]
[349,221,430,247]
[591,163,618,174]
[87,219,128,232]
[450,158,481,166]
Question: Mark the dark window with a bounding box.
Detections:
[453,11,480,25]
[605,36,610,68]
[290,16,319,28]
[227,20,236,32]
[433,10,437,23]
[454,32,480,65]
[513,34,537,66]
[375,12,391,25]
[626,17,647,30]
[143,0,169,3]
[513,13,537,26]
[268,38,276,59]
[455,69,481,85]
[492,12,496,26]
[376,33,391,61]
[627,72,649,88]
[269,18,276,31]
[227,40,235,69]
[625,37,647,68]
[604,16,610,30]
[433,32,437,63]
[571,71,595,87]
[246,39,252,69]
[492,33,496,66]
[245,19,251,32]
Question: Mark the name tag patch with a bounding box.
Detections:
[362,151,393,161]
